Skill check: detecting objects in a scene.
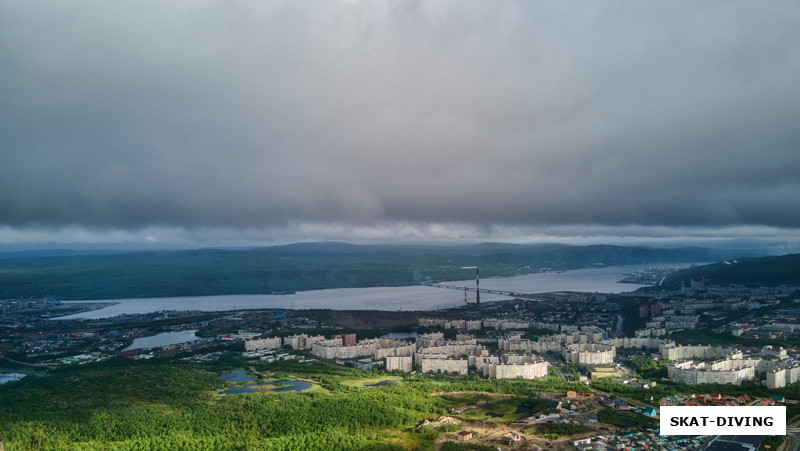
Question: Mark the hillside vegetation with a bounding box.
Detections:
[661,253,800,288]
[0,357,586,451]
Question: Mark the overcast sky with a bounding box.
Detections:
[2,1,799,248]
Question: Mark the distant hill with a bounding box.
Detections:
[0,242,767,300]
[661,253,800,288]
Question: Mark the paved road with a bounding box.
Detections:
[779,416,800,451]
[0,353,53,368]
[781,431,800,451]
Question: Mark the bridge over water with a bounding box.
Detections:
[428,284,541,300]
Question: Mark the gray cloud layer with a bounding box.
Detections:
[2,2,800,242]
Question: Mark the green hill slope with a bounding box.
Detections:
[661,253,800,288]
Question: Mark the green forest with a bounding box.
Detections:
[0,356,588,451]
[5,351,800,449]
[661,253,800,288]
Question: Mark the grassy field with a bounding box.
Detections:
[342,375,405,389]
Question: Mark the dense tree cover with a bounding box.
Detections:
[0,353,607,450]
[662,253,800,288]
[5,357,800,450]
[559,362,587,382]
[2,382,430,450]
[0,358,470,450]
[535,422,590,439]
[596,408,656,430]
[20,353,800,449]
[628,358,669,379]
[364,371,587,396]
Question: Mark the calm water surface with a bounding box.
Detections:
[221,387,260,395]
[0,373,27,384]
[219,370,256,382]
[121,330,199,352]
[218,371,312,395]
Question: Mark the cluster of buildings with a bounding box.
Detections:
[728,305,800,340]
[235,294,800,389]
[563,343,616,365]
[483,356,548,379]
[573,430,706,450]
[627,284,796,338]
[627,283,798,338]
[313,337,415,361]
[419,294,619,335]
[656,392,785,408]
[491,321,800,389]
[245,331,550,380]
[241,320,790,388]
[419,317,531,331]
[660,343,800,389]
[668,358,757,385]
[0,297,56,315]
[564,334,800,389]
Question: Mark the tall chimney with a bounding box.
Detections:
[476,267,480,304]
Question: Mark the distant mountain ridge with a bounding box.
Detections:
[0,242,771,300]
[661,253,800,288]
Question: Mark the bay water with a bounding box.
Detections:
[58,264,675,320]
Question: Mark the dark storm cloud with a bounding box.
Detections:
[1,1,800,242]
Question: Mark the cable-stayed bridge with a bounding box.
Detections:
[427,283,539,299]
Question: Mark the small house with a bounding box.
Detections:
[500,435,519,445]
[456,430,472,441]
[612,400,629,410]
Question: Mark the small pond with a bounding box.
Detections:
[221,386,260,395]
[0,373,27,384]
[122,330,199,352]
[218,370,257,383]
[218,370,312,395]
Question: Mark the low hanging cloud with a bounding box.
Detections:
[1,2,799,244]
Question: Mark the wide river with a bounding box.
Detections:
[57,264,678,320]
